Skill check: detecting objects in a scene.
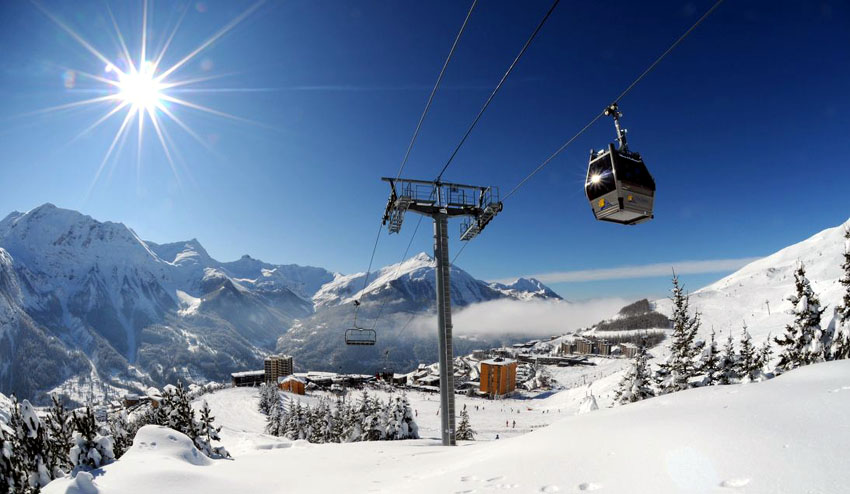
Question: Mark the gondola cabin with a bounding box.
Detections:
[585,144,655,225]
[585,103,655,226]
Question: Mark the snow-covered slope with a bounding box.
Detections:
[44,360,850,494]
[489,277,562,301]
[314,252,508,309]
[655,217,850,349]
[0,204,560,402]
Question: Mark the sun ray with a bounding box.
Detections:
[86,108,137,197]
[106,2,135,71]
[31,1,126,78]
[69,100,130,145]
[16,95,119,119]
[152,3,190,73]
[31,0,270,196]
[140,0,147,71]
[159,94,276,130]
[155,103,221,157]
[147,109,182,187]
[157,0,266,81]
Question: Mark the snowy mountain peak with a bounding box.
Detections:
[489,277,562,301]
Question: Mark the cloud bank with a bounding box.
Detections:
[408,298,630,338]
[493,257,761,284]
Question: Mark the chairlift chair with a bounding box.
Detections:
[585,103,655,225]
[345,327,377,346]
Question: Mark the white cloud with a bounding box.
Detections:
[493,257,761,284]
[408,298,630,338]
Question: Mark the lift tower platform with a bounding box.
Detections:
[381,177,502,446]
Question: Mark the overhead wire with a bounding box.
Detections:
[455,0,727,269]
[351,0,478,328]
[435,0,561,182]
[504,0,725,202]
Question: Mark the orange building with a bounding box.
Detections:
[278,375,306,395]
[479,358,517,397]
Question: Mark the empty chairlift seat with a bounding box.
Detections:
[345,327,377,346]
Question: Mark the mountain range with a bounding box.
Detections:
[0,204,560,404]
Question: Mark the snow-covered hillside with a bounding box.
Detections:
[655,217,850,349]
[0,204,561,403]
[43,360,850,494]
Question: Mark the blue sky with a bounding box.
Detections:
[0,0,848,300]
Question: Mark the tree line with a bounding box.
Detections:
[615,229,850,405]
[258,385,420,443]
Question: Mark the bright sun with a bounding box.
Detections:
[115,61,162,111]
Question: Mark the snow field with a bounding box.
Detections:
[43,360,850,493]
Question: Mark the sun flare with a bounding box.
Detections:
[115,61,162,111]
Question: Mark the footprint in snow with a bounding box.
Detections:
[454,490,477,494]
[460,475,479,482]
[720,478,751,488]
[540,485,560,493]
[487,476,505,482]
[578,482,602,491]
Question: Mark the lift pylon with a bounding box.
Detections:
[381,177,502,446]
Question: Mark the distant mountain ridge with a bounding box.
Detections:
[0,203,562,403]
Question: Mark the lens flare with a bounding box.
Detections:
[117,61,162,111]
[590,174,602,185]
[29,0,267,197]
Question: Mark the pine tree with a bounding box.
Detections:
[165,382,198,441]
[321,400,335,443]
[775,262,827,371]
[107,411,132,460]
[69,406,115,472]
[330,400,347,443]
[737,325,758,381]
[831,227,850,360]
[399,394,419,440]
[699,328,722,386]
[756,337,774,377]
[614,341,654,404]
[265,396,286,437]
[455,404,476,440]
[307,404,325,444]
[257,383,277,416]
[719,332,739,385]
[195,401,230,459]
[45,395,74,475]
[1,418,17,493]
[655,275,701,393]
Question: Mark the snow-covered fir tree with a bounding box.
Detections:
[655,275,701,393]
[320,400,336,443]
[9,398,57,490]
[578,389,599,415]
[455,404,476,441]
[831,227,850,360]
[164,382,198,440]
[45,395,74,474]
[737,325,759,382]
[331,399,347,443]
[698,328,722,386]
[756,337,774,376]
[1,418,17,493]
[265,396,286,437]
[719,332,739,385]
[775,262,827,371]
[614,342,654,404]
[195,400,230,459]
[257,383,277,416]
[284,400,307,441]
[107,411,132,459]
[69,406,115,472]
